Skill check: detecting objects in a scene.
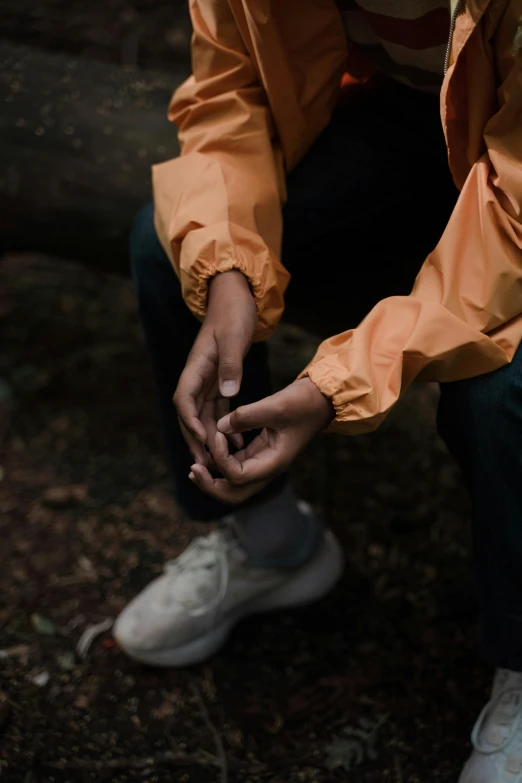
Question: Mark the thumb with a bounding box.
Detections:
[216,329,247,398]
[218,393,285,435]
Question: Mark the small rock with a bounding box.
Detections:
[31,670,50,688]
[41,484,88,508]
[57,651,76,671]
[74,693,90,709]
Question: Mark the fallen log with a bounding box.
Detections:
[0,41,186,273]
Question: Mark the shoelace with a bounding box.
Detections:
[163,529,235,617]
[471,685,522,771]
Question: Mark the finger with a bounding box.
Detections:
[242,428,269,459]
[217,393,287,435]
[179,418,209,466]
[219,428,268,465]
[200,399,218,441]
[189,463,269,505]
[215,330,245,399]
[174,386,207,445]
[173,359,210,445]
[230,431,245,450]
[216,397,229,420]
[212,431,284,486]
[199,401,218,469]
[216,397,243,449]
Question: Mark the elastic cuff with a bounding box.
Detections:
[298,353,386,435]
[180,223,290,342]
[298,360,384,435]
[188,255,274,340]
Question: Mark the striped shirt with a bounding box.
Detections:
[337,0,451,93]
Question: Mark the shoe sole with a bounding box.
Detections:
[115,530,344,667]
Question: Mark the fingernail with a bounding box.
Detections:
[189,472,195,481]
[220,380,238,397]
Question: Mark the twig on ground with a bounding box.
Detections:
[0,691,24,712]
[42,749,220,772]
[0,602,19,633]
[0,644,31,660]
[190,682,228,783]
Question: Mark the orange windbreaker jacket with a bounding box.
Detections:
[153,0,522,434]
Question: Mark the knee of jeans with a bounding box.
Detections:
[438,363,521,446]
[129,202,162,284]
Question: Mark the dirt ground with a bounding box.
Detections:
[0,254,490,782]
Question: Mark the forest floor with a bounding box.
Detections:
[0,254,489,783]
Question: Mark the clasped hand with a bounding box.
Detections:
[173,271,334,505]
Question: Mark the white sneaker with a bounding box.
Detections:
[459,669,522,782]
[113,506,344,667]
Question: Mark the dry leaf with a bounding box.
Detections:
[31,613,56,636]
[0,644,31,660]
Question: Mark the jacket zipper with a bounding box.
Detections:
[444,0,462,74]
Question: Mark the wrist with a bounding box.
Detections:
[208,270,252,300]
[298,377,336,427]
[206,270,258,340]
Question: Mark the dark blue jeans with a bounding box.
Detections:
[131,80,522,670]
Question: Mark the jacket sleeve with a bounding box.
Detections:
[300,17,522,434]
[152,0,290,340]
